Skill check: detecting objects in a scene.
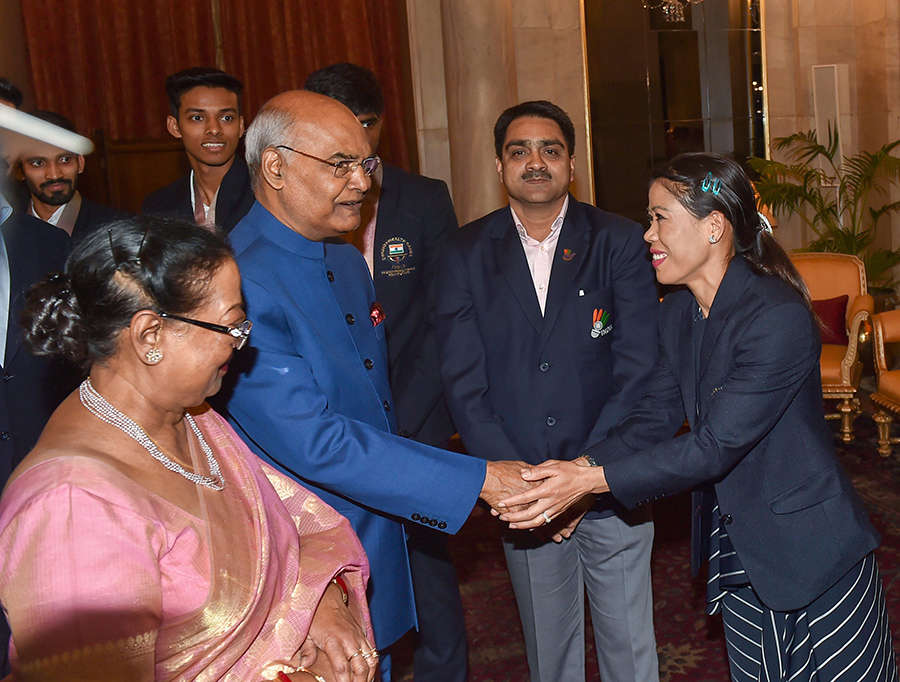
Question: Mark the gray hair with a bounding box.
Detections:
[244,104,294,189]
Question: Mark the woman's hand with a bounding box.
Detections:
[495,458,609,529]
[546,494,595,543]
[283,652,337,681]
[306,580,377,682]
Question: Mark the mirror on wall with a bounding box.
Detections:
[584,0,765,222]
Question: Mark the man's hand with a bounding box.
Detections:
[306,580,377,682]
[546,494,595,543]
[493,458,609,529]
[480,460,535,511]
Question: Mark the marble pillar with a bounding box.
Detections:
[441,0,518,225]
[406,0,593,225]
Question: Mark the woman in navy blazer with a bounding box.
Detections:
[498,153,897,680]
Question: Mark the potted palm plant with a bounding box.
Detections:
[748,126,900,288]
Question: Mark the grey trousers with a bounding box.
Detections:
[502,511,659,682]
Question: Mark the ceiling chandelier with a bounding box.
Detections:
[641,0,705,22]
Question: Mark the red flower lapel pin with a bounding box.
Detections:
[370,302,386,327]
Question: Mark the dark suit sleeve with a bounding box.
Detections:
[583,308,686,462]
[434,237,521,460]
[391,180,456,438]
[140,180,192,222]
[598,300,819,509]
[581,222,660,444]
[225,277,486,534]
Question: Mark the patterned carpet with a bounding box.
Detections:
[392,414,900,681]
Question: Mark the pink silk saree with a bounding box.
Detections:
[0,407,371,681]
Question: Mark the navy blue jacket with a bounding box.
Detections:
[70,197,128,245]
[434,197,658,497]
[372,164,456,446]
[0,212,73,484]
[596,256,879,611]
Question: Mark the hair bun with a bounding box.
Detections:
[22,272,88,365]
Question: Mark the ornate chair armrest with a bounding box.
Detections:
[847,293,874,326]
[872,309,900,374]
[840,309,870,383]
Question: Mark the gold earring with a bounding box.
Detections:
[145,347,163,364]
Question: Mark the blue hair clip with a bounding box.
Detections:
[701,172,722,196]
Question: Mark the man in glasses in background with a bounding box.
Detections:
[218,90,533,681]
[305,63,467,682]
[141,67,253,233]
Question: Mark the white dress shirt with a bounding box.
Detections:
[189,170,217,228]
[510,195,569,315]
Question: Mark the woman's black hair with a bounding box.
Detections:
[24,215,234,369]
[651,152,811,308]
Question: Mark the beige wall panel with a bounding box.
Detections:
[419,127,453,190]
[855,0,887,25]
[408,0,591,223]
[512,22,590,200]
[407,0,453,190]
[512,0,580,29]
[441,0,519,225]
[763,0,900,274]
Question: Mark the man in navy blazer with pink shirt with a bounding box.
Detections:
[434,101,661,682]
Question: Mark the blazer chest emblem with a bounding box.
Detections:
[379,236,416,278]
[590,308,613,338]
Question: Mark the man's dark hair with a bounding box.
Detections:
[304,63,384,116]
[0,77,23,108]
[493,100,576,158]
[31,110,76,133]
[165,67,243,117]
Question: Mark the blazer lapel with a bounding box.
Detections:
[3,226,26,367]
[539,203,590,349]
[697,257,754,387]
[490,213,543,334]
[678,300,697,428]
[373,167,402,275]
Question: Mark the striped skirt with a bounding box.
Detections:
[720,552,897,681]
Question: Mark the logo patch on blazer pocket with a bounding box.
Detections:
[379,236,416,278]
[590,308,613,338]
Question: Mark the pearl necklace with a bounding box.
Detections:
[79,379,225,491]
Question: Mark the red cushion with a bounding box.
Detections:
[812,295,849,345]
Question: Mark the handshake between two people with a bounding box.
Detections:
[479,458,610,543]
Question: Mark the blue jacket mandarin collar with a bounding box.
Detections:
[243,200,326,260]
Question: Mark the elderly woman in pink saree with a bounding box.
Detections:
[0,217,376,681]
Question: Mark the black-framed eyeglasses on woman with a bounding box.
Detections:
[274,145,380,178]
[158,313,253,350]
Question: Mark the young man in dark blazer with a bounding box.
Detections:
[304,63,465,682]
[141,68,253,234]
[434,101,661,682]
